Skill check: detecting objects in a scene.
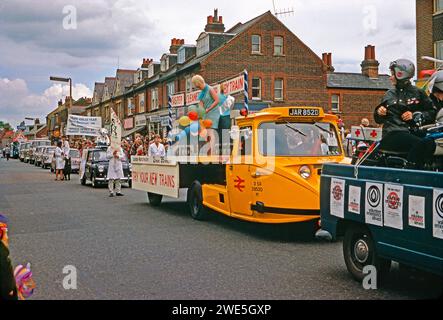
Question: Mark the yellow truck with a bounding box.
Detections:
[131,107,345,225]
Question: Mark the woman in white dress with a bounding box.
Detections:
[54,141,65,181]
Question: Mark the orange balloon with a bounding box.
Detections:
[188,111,199,121]
[202,119,213,128]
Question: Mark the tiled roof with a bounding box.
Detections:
[327,72,392,90]
[226,11,270,34]
[104,77,117,95]
[116,69,136,92]
[93,82,105,102]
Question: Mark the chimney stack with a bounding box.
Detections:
[169,38,184,54]
[205,9,225,33]
[142,58,153,68]
[361,45,379,79]
[322,52,335,72]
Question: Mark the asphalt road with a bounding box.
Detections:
[0,157,442,300]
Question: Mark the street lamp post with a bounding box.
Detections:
[50,76,73,138]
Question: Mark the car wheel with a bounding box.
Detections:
[343,224,391,283]
[187,181,207,221]
[147,192,163,207]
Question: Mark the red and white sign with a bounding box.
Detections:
[221,75,245,95]
[351,126,382,142]
[131,156,180,198]
[124,117,134,130]
[384,184,404,230]
[171,93,185,107]
[186,90,201,105]
[330,178,345,218]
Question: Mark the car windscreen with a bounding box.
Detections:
[45,147,56,154]
[258,121,342,157]
[93,151,108,162]
[69,150,80,158]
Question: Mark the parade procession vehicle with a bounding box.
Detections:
[131,106,347,225]
[316,163,443,282]
[80,147,132,188]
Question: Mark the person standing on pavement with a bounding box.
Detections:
[0,214,18,301]
[54,141,65,181]
[148,134,166,157]
[4,145,10,161]
[107,146,125,197]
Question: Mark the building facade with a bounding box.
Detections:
[416,0,443,72]
[325,45,392,126]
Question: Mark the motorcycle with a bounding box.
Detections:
[354,108,443,171]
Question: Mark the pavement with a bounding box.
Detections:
[0,157,442,300]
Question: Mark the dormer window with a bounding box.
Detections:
[197,34,210,57]
[148,64,155,78]
[177,47,186,64]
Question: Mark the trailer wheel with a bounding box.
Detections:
[343,224,391,282]
[148,192,163,207]
[187,181,207,221]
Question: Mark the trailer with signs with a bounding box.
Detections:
[316,163,443,281]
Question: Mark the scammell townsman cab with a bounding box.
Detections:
[131,106,346,224]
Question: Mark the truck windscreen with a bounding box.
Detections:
[259,122,341,157]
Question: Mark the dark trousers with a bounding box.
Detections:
[380,131,436,169]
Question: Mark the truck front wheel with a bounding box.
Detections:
[343,224,391,282]
[187,181,207,221]
[148,192,163,207]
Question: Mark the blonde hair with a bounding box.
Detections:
[192,75,205,87]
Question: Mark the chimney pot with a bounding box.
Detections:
[209,16,213,23]
[219,16,223,23]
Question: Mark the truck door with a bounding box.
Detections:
[227,127,254,216]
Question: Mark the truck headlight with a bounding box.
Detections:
[98,165,105,172]
[299,166,311,179]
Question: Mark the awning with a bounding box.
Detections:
[122,126,145,138]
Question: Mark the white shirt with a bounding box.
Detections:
[62,140,70,158]
[148,143,165,157]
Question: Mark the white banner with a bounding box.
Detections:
[186,90,201,105]
[433,189,443,239]
[171,93,185,107]
[330,178,345,218]
[365,182,383,226]
[383,184,404,230]
[110,109,122,150]
[131,156,179,198]
[66,115,102,137]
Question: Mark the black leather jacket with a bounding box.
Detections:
[374,82,436,135]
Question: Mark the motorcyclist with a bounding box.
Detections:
[374,59,437,169]
[429,70,443,114]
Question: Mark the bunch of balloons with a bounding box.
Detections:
[175,105,213,142]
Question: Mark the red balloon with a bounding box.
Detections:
[188,111,199,121]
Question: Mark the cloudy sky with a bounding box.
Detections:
[0,0,416,127]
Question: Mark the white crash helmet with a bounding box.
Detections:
[430,70,443,94]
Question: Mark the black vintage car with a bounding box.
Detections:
[81,147,132,188]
